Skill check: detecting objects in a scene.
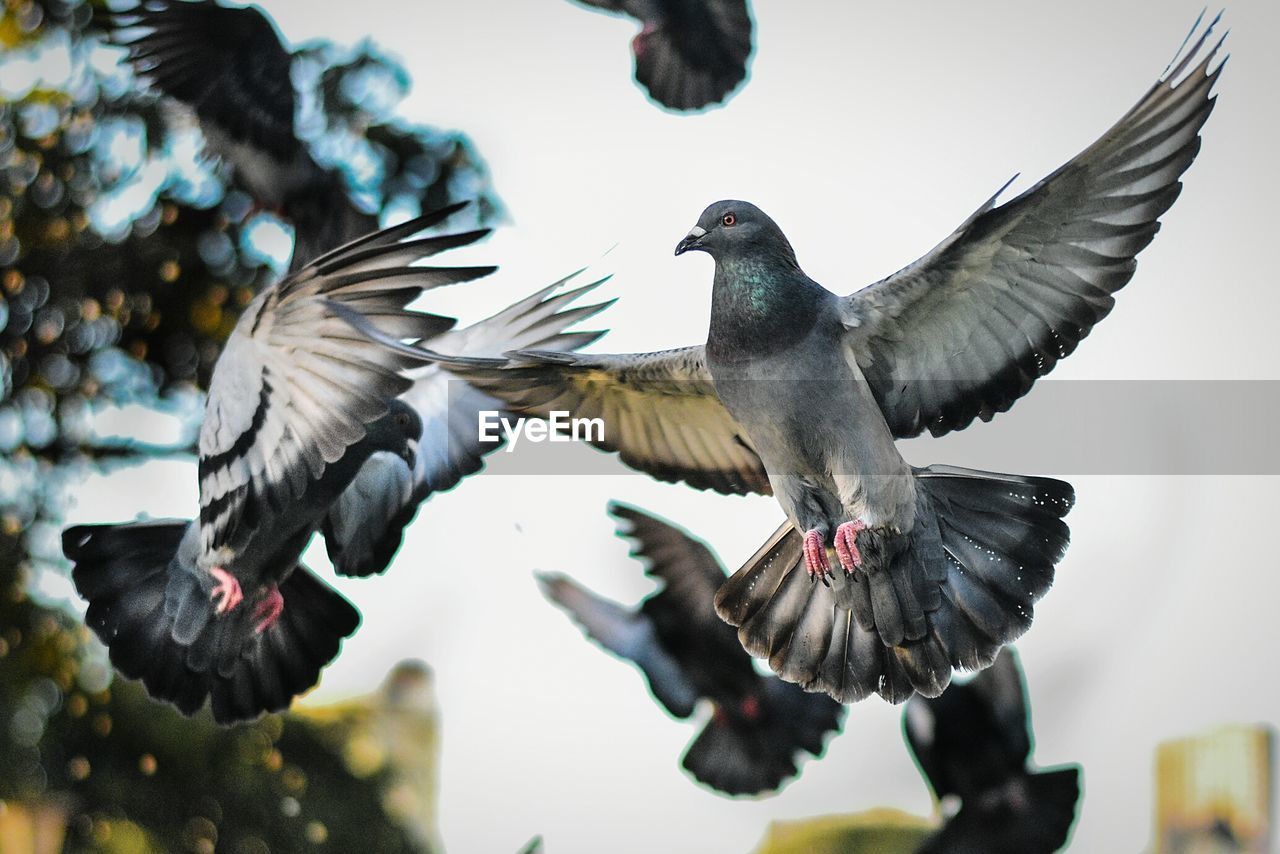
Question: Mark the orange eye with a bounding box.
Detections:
[721,213,736,227]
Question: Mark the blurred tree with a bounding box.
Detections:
[1,0,499,848]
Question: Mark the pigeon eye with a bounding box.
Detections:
[721,213,736,227]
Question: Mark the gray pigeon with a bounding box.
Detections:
[415,18,1225,703]
[571,0,753,111]
[538,502,844,796]
[905,649,1081,853]
[103,0,378,270]
[63,204,501,723]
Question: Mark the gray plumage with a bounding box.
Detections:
[65,205,494,723]
[428,18,1224,703]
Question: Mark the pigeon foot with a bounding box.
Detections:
[252,585,285,634]
[803,529,831,581]
[210,567,244,614]
[834,520,866,572]
[738,693,761,721]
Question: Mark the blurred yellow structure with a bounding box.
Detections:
[1155,724,1275,853]
[293,660,443,854]
[0,799,68,854]
[753,807,933,854]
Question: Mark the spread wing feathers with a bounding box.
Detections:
[537,572,702,718]
[436,344,772,496]
[197,207,496,553]
[401,270,614,499]
[105,0,299,162]
[318,272,612,578]
[609,501,728,632]
[839,15,1224,439]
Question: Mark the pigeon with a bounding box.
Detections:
[413,17,1225,703]
[904,649,1081,853]
[537,502,844,796]
[571,0,754,111]
[63,203,502,723]
[103,0,378,269]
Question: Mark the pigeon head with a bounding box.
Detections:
[373,399,422,466]
[674,200,796,264]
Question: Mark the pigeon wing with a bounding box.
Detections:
[108,0,299,162]
[537,572,702,718]
[839,16,1224,439]
[320,272,612,577]
[441,345,771,496]
[197,205,495,554]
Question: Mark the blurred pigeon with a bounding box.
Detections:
[103,0,377,269]
[904,649,1081,853]
[423,17,1224,703]
[572,0,753,111]
[538,502,844,795]
[63,204,500,723]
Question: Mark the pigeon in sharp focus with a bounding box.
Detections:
[422,17,1224,703]
[103,0,378,270]
[63,203,500,723]
[905,649,1081,853]
[537,502,844,796]
[572,0,753,111]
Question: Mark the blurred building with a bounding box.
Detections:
[1154,724,1274,853]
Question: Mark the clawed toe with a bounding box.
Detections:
[209,567,244,614]
[802,529,831,581]
[252,585,285,634]
[834,520,866,572]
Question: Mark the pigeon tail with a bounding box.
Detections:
[681,677,840,796]
[64,520,359,724]
[716,466,1073,704]
[918,766,1082,854]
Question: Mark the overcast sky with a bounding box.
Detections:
[69,1,1280,851]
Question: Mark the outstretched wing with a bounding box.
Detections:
[609,502,728,629]
[537,572,702,718]
[197,204,495,553]
[106,0,300,163]
[440,345,771,496]
[320,273,613,577]
[840,16,1224,438]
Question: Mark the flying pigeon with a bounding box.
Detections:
[63,204,503,723]
[411,17,1225,703]
[103,0,378,269]
[571,0,754,111]
[904,649,1081,853]
[538,502,844,795]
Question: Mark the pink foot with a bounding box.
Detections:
[803,529,831,581]
[632,24,658,60]
[209,567,244,615]
[252,585,285,634]
[834,520,867,573]
[738,694,761,721]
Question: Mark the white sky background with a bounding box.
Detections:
[67,1,1280,851]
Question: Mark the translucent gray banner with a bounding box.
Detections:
[450,380,1280,476]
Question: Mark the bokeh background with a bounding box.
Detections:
[3,0,1278,851]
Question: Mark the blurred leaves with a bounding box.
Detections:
[1,0,497,849]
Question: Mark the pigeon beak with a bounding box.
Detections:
[674,225,707,256]
[403,437,419,467]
